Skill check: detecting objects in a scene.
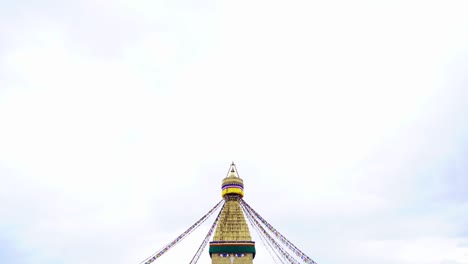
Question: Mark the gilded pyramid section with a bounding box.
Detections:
[213,198,252,241]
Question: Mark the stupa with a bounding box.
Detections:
[141,162,317,264]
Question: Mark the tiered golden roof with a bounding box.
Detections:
[213,197,252,241]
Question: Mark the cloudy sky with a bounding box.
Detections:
[1,0,468,263]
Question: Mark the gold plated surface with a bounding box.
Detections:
[213,199,252,241]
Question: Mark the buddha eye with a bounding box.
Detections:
[235,253,245,257]
[219,253,230,258]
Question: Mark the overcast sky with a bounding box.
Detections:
[1,0,468,264]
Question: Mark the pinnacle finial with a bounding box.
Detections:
[222,162,244,198]
[229,162,238,177]
[226,162,238,177]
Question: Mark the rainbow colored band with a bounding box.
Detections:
[209,241,256,258]
[222,184,244,190]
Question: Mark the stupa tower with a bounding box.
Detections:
[141,162,317,264]
[209,163,255,264]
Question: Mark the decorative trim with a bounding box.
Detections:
[210,241,255,245]
[222,184,244,190]
[209,242,256,258]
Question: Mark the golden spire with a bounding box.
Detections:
[210,163,255,263]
